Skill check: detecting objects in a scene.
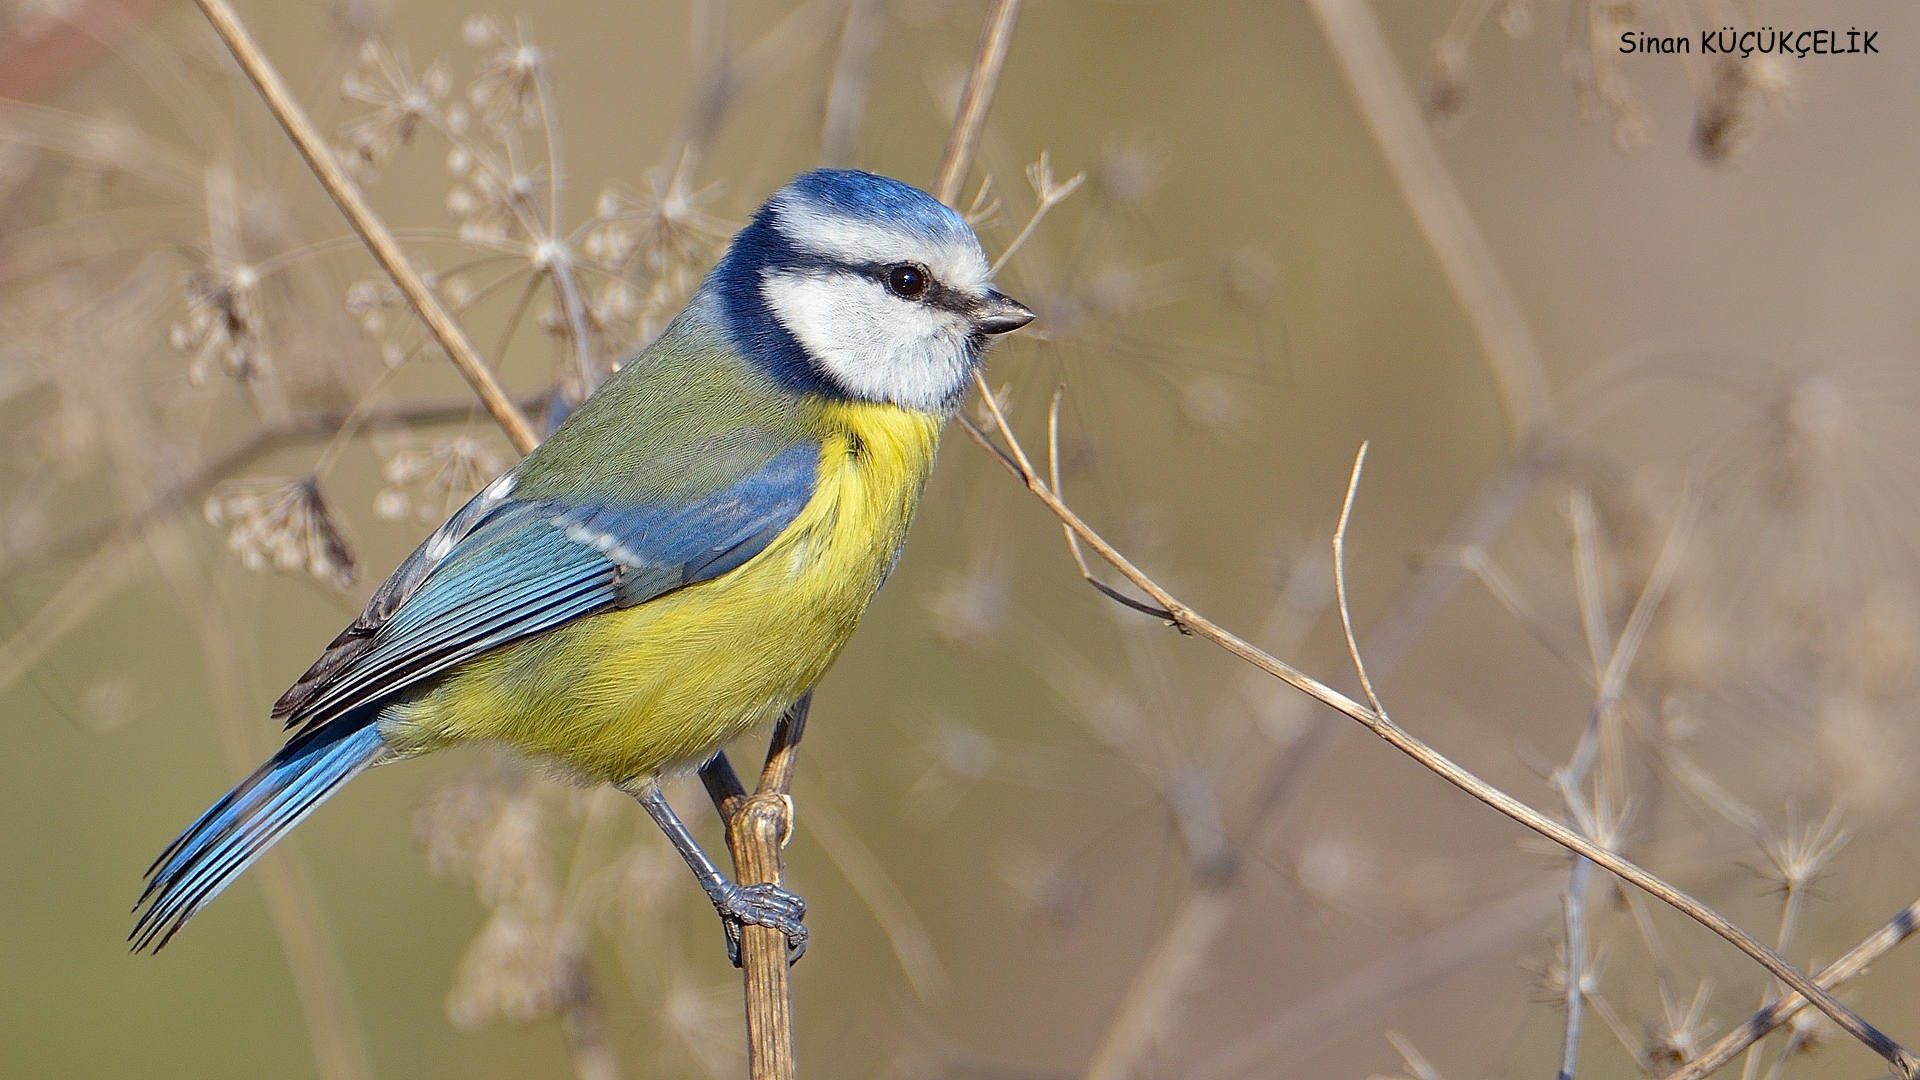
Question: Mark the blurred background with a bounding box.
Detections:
[3,1,1920,1077]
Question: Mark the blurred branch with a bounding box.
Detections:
[0,540,139,701]
[190,0,539,454]
[166,532,373,1080]
[1306,0,1554,441]
[0,395,542,585]
[558,964,623,1080]
[795,775,950,1005]
[1668,895,1920,1080]
[820,0,884,166]
[957,402,1915,1076]
[1191,881,1563,1079]
[930,0,1023,206]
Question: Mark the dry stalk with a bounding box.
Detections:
[189,0,538,454]
[956,405,1916,1076]
[1305,0,1553,441]
[699,700,810,1080]
[0,395,541,584]
[1080,444,1556,1080]
[930,0,1024,206]
[1668,896,1920,1080]
[174,544,374,1080]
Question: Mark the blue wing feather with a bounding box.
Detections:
[134,440,819,949]
[287,440,819,737]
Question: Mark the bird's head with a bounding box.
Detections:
[705,169,1034,414]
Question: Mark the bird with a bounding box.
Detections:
[133,168,1034,958]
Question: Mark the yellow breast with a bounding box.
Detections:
[382,399,943,782]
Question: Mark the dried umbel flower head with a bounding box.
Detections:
[340,43,452,167]
[374,434,508,522]
[1641,983,1713,1069]
[1752,804,1849,898]
[581,158,729,279]
[171,264,270,385]
[416,763,558,911]
[203,476,358,589]
[927,561,1009,650]
[463,15,548,128]
[446,907,579,1030]
[1694,56,1792,164]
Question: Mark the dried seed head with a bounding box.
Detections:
[928,562,1009,650]
[1818,696,1906,815]
[1753,804,1849,897]
[1641,983,1713,1069]
[1296,837,1376,905]
[340,44,450,167]
[468,21,548,128]
[375,434,508,523]
[1847,591,1920,699]
[1429,39,1470,122]
[79,676,137,733]
[1498,0,1534,37]
[581,160,728,277]
[446,908,577,1030]
[203,476,358,589]
[1091,137,1158,208]
[173,265,271,384]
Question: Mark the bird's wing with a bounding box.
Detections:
[272,439,820,738]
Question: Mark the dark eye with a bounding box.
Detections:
[886,264,928,299]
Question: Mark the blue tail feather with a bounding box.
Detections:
[132,722,386,951]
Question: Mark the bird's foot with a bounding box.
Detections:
[707,879,807,967]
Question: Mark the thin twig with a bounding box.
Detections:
[957,408,1916,1075]
[930,0,1023,206]
[1559,857,1593,1080]
[1668,897,1920,1080]
[0,395,542,584]
[190,0,538,454]
[1191,881,1563,1079]
[820,0,884,166]
[1331,441,1383,719]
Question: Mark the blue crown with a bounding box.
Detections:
[778,169,973,245]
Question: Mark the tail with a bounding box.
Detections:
[132,722,388,951]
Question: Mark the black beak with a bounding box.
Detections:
[974,291,1036,335]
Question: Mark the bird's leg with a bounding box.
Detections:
[617,776,807,966]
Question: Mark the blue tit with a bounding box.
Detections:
[134,168,1034,957]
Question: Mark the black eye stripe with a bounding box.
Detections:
[854,262,974,312]
[766,257,976,313]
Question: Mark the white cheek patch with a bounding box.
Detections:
[762,270,974,412]
[773,201,991,296]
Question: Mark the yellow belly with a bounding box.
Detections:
[379,400,941,782]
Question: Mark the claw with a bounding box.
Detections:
[708,880,808,967]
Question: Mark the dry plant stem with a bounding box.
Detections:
[956,413,1915,1075]
[820,0,884,166]
[1668,898,1920,1080]
[560,966,622,1080]
[929,0,1023,206]
[1191,881,1563,1079]
[1087,446,1557,1080]
[180,561,372,1080]
[1306,0,1554,440]
[1082,881,1236,1080]
[189,0,538,455]
[0,395,542,584]
[699,696,811,1080]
